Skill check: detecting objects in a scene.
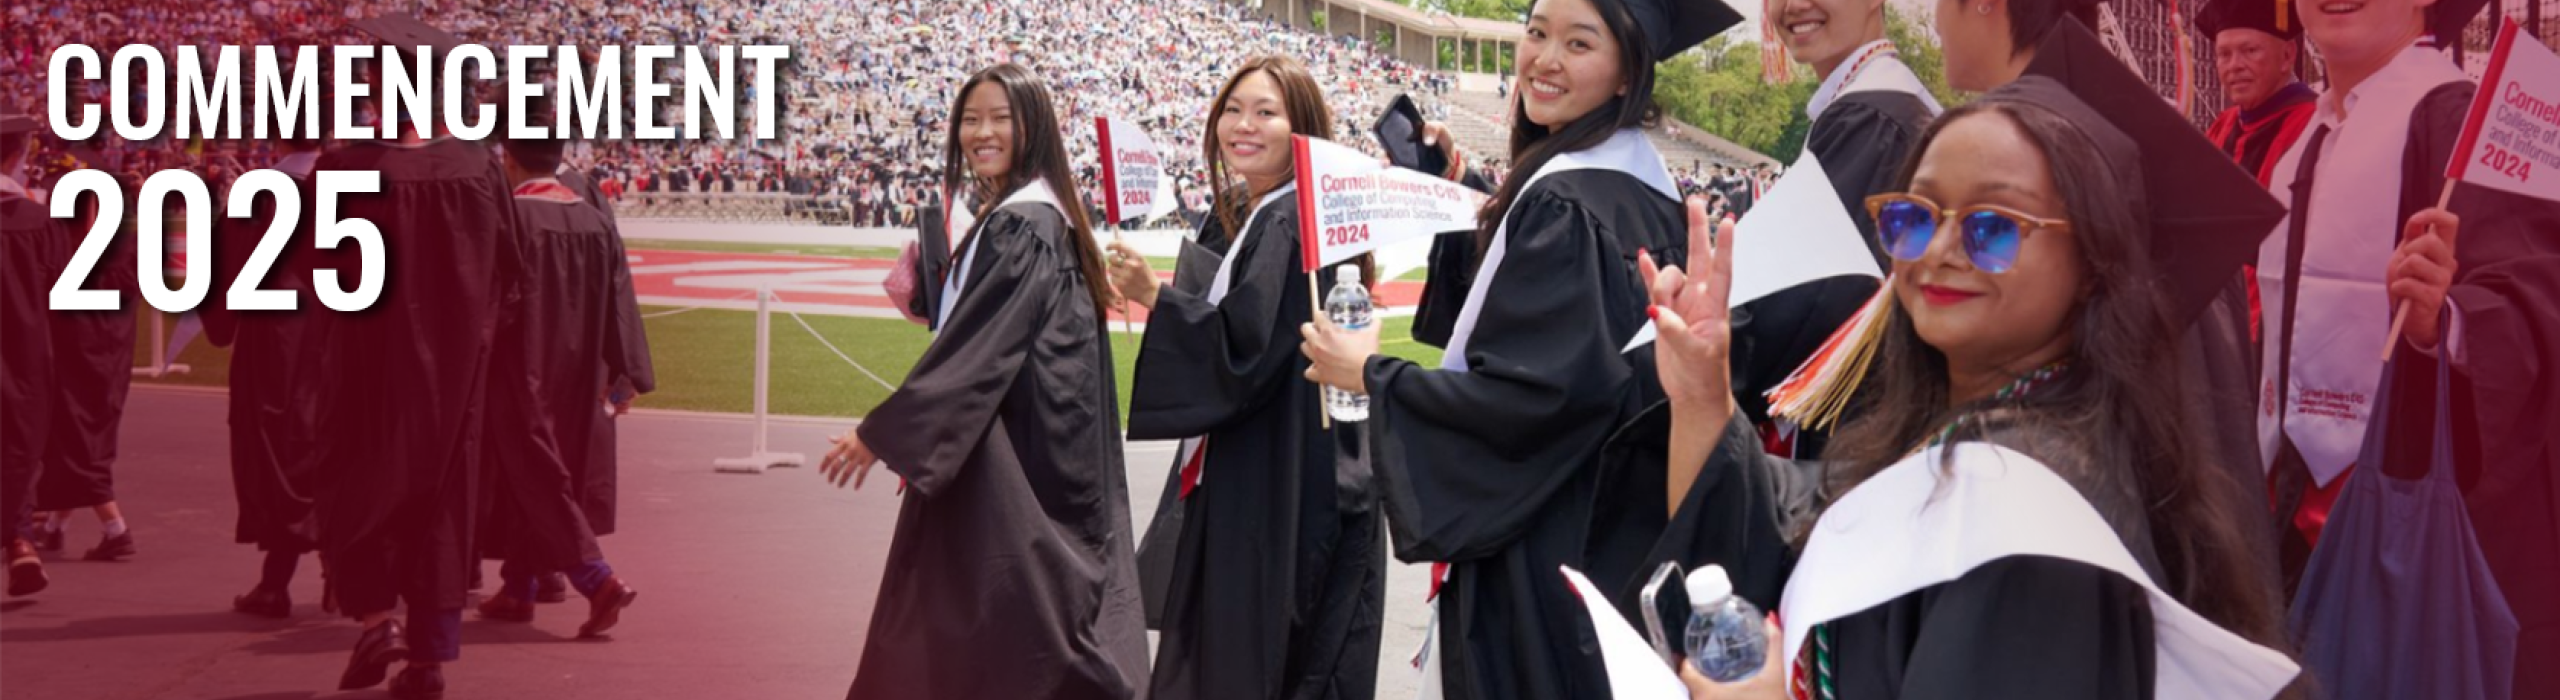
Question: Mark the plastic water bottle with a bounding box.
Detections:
[1324,264,1372,422]
[1685,564,1767,683]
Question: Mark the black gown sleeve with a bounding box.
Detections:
[599,219,654,395]
[859,208,1068,496]
[1848,556,2156,700]
[1361,187,1632,563]
[1409,229,1477,349]
[1805,94,1928,260]
[1591,406,1819,620]
[1408,170,1494,349]
[1125,206,1307,439]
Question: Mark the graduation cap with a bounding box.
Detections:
[1605,0,1745,62]
[2426,0,2492,43]
[2196,0,2303,41]
[2023,17,2285,325]
[349,13,472,54]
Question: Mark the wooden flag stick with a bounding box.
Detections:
[2379,179,2459,362]
[1313,272,1331,430]
[1117,231,1136,338]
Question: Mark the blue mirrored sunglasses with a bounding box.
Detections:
[1863,193,2069,274]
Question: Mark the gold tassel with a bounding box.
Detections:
[2277,0,2290,33]
[1766,280,1897,432]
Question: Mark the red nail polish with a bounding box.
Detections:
[1648,305,1660,320]
[1639,247,1648,259]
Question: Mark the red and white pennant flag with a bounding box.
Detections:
[1095,115,1176,224]
[1291,134,1485,273]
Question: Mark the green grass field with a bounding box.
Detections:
[131,305,1438,419]
[625,239,1180,272]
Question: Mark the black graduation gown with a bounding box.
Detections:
[1644,412,2169,699]
[37,192,134,512]
[1728,90,1928,459]
[201,170,327,550]
[1,191,65,539]
[847,202,1148,700]
[1830,420,2171,700]
[1362,169,1681,700]
[1129,197,1384,700]
[312,138,517,614]
[536,169,652,537]
[479,192,650,569]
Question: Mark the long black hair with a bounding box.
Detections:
[1821,95,2289,654]
[1474,0,1660,252]
[938,63,1114,318]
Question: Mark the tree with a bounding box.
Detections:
[1312,9,1328,32]
[1656,38,1816,162]
[1653,8,1964,163]
[1885,8,1966,109]
[1415,0,1529,22]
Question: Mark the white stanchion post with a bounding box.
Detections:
[715,285,806,474]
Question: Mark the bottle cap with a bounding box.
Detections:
[1686,564,1733,610]
[1337,263,1361,284]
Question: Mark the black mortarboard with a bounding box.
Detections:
[1606,0,1745,62]
[2196,0,2303,41]
[350,13,470,54]
[2427,0,2492,43]
[2021,18,2286,325]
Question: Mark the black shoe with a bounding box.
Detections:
[34,528,63,552]
[6,540,46,597]
[468,568,483,591]
[536,572,569,603]
[232,587,292,618]
[82,533,135,561]
[578,577,637,638]
[337,620,408,690]
[389,665,446,700]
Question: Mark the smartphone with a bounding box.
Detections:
[1638,562,1690,668]
[1372,93,1450,178]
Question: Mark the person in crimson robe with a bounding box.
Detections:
[2200,0,2318,186]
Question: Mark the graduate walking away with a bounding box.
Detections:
[1104,55,1385,700]
[1299,0,1739,697]
[30,142,137,563]
[202,137,332,618]
[820,62,1148,700]
[1649,65,2300,700]
[2,108,66,598]
[309,15,519,700]
[471,118,651,638]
